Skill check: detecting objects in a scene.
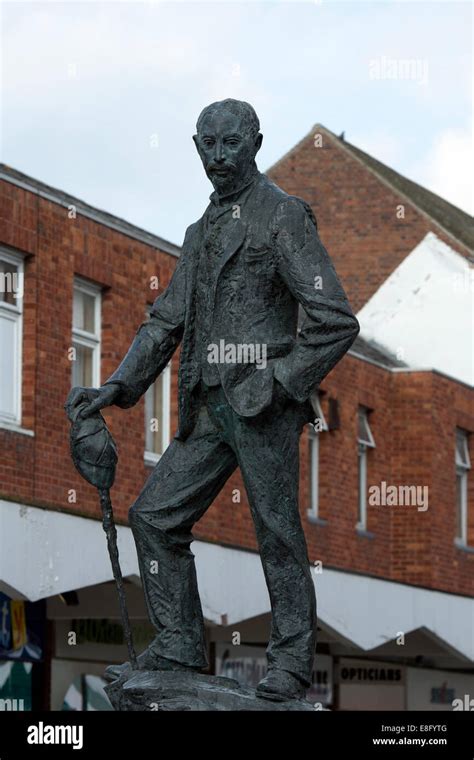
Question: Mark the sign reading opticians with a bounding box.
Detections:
[337,658,406,711]
[337,658,405,685]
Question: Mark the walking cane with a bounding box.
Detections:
[65,396,138,669]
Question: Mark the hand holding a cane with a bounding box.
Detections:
[65,382,138,672]
[66,383,120,419]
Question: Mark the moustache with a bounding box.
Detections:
[207,162,237,175]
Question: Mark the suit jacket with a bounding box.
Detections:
[104,173,360,440]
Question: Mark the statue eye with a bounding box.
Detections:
[202,138,214,147]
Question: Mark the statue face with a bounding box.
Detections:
[193,108,261,196]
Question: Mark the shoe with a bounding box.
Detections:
[256,669,306,702]
[105,646,200,682]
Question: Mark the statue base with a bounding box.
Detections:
[104,669,315,711]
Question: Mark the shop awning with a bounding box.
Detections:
[193,541,474,663]
[0,499,139,601]
[2,499,473,662]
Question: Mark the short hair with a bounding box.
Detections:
[196,99,260,139]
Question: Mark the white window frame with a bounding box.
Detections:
[356,407,376,532]
[307,393,328,519]
[72,278,101,389]
[0,249,24,427]
[144,362,171,466]
[455,429,471,546]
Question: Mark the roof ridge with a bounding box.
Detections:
[267,125,473,254]
[0,163,181,257]
[340,138,473,223]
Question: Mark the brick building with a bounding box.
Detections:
[0,125,472,710]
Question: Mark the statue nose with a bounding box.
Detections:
[214,142,224,162]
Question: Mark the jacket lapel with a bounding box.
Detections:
[215,176,262,278]
[216,216,246,278]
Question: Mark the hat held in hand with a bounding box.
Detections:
[65,393,118,490]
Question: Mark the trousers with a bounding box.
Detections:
[129,382,317,684]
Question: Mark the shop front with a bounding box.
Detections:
[337,657,405,710]
[0,592,46,710]
[406,667,474,711]
[215,642,333,707]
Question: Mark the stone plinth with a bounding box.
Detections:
[105,670,315,712]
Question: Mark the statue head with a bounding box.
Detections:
[193,99,263,197]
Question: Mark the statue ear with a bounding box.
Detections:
[192,134,199,152]
[255,133,263,153]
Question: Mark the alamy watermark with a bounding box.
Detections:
[0,270,24,299]
[368,481,429,512]
[27,722,83,750]
[207,340,267,369]
[369,56,429,86]
[452,694,474,710]
[0,698,25,711]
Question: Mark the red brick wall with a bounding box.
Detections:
[195,354,474,596]
[304,355,393,579]
[0,180,180,522]
[268,127,472,312]
[0,175,472,598]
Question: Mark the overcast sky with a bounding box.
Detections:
[1,0,472,246]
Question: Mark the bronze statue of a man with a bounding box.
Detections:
[68,99,359,702]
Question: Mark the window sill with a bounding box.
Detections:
[0,421,34,437]
[454,539,474,554]
[144,451,162,467]
[306,511,328,526]
[355,525,375,539]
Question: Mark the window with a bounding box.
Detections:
[307,393,328,519]
[357,406,376,531]
[72,279,101,388]
[0,251,24,425]
[144,363,171,464]
[455,429,471,546]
